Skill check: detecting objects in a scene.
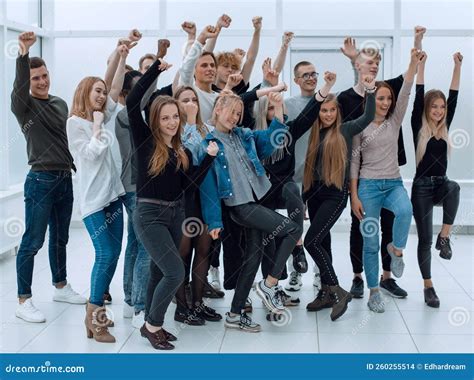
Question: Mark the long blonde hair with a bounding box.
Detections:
[303,94,347,191]
[416,89,450,166]
[70,77,107,119]
[148,96,189,177]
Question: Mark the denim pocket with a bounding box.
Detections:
[27,171,58,184]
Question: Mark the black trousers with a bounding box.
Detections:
[411,176,460,279]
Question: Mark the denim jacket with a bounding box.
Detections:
[196,117,288,231]
[182,123,214,165]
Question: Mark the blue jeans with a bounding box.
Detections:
[17,171,74,298]
[121,192,150,313]
[83,199,123,306]
[358,178,412,288]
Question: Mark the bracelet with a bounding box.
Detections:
[317,90,327,99]
[365,86,377,93]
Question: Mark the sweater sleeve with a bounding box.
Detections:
[446,89,459,129]
[342,92,375,137]
[179,41,203,86]
[391,79,414,130]
[411,84,425,145]
[127,59,165,145]
[11,54,32,119]
[350,134,362,180]
[67,118,108,161]
[287,96,322,141]
[183,149,216,190]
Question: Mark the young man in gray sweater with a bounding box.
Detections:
[12,32,86,323]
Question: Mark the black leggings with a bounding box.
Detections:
[229,202,302,313]
[304,183,348,286]
[349,208,393,274]
[260,181,304,279]
[411,176,460,279]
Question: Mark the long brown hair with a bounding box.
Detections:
[174,86,206,137]
[416,89,450,166]
[303,94,347,191]
[148,96,189,177]
[70,77,107,119]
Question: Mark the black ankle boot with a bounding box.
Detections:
[436,234,452,260]
[424,287,440,308]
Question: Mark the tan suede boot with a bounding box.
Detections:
[85,302,116,343]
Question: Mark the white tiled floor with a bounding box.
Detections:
[1,227,473,353]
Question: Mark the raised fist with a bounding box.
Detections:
[252,16,263,31]
[157,39,170,59]
[181,21,196,36]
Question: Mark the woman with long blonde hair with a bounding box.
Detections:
[411,52,462,308]
[126,58,218,350]
[303,75,376,321]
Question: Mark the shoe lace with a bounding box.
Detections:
[239,312,253,326]
[289,272,299,284]
[273,288,285,307]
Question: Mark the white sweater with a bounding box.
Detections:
[179,40,218,124]
[67,98,125,218]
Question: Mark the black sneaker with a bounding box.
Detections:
[436,234,452,260]
[225,311,261,332]
[203,281,225,299]
[292,245,308,274]
[424,287,440,308]
[195,305,222,322]
[174,309,206,326]
[350,277,364,298]
[379,277,408,298]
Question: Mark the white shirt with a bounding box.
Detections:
[67,98,125,218]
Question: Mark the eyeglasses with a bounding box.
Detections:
[297,72,319,80]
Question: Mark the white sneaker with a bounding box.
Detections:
[209,266,221,291]
[132,310,145,329]
[123,303,134,319]
[15,298,46,323]
[285,272,302,292]
[52,283,87,304]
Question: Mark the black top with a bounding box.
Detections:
[338,74,407,166]
[11,54,75,172]
[127,59,215,201]
[263,96,322,185]
[411,84,458,178]
[212,79,250,95]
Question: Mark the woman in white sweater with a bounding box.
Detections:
[67,43,128,343]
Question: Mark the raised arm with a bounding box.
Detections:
[108,45,129,103]
[204,14,231,53]
[414,26,426,51]
[340,37,359,86]
[391,48,421,127]
[349,134,364,220]
[11,32,36,116]
[181,21,197,58]
[240,17,262,84]
[344,75,377,137]
[273,32,294,74]
[105,29,141,90]
[447,52,462,127]
[179,25,219,86]
[411,52,426,140]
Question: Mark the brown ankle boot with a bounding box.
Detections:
[85,302,116,343]
[306,284,334,311]
[84,303,114,327]
[328,285,352,321]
